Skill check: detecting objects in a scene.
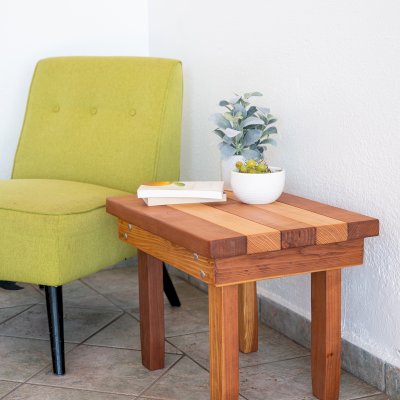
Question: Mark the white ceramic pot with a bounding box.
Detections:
[221,155,244,190]
[230,167,285,204]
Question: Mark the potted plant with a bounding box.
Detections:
[231,159,285,204]
[211,92,278,189]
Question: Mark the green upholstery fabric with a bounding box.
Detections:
[0,57,183,286]
[13,57,183,191]
[0,179,134,286]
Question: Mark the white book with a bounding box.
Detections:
[137,181,224,200]
[143,194,227,206]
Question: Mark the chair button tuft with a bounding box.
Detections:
[91,107,97,115]
[53,104,60,112]
[129,109,136,117]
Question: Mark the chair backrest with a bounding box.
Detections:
[12,57,183,192]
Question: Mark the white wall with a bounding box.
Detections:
[0,0,149,179]
[149,0,400,366]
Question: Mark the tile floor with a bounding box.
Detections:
[0,266,390,399]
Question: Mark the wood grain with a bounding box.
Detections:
[107,195,246,258]
[209,284,239,399]
[311,270,341,400]
[170,203,281,253]
[211,198,316,249]
[119,221,215,284]
[214,239,364,286]
[254,202,348,244]
[238,282,258,353]
[138,250,165,370]
[278,193,379,240]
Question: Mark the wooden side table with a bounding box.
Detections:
[106,193,379,400]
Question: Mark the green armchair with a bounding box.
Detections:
[0,57,183,374]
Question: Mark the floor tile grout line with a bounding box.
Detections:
[238,354,311,371]
[0,303,37,326]
[348,387,385,400]
[0,303,38,311]
[137,354,184,398]
[24,342,79,384]
[82,341,183,356]
[162,329,210,339]
[30,284,45,297]
[35,302,122,313]
[164,338,311,375]
[7,381,139,398]
[17,379,140,398]
[0,381,25,400]
[79,278,133,313]
[0,303,124,345]
[164,338,211,373]
[78,311,126,346]
[0,332,114,346]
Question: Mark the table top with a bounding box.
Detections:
[106,193,379,259]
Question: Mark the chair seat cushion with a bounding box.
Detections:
[0,179,135,286]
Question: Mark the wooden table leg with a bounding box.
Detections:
[311,269,341,400]
[209,285,239,400]
[138,250,165,370]
[238,282,258,353]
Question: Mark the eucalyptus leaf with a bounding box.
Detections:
[223,128,242,138]
[244,92,263,99]
[223,135,233,144]
[258,114,269,124]
[267,118,277,125]
[224,112,241,124]
[257,106,270,115]
[219,142,237,159]
[246,106,257,117]
[210,113,231,129]
[233,103,247,119]
[260,138,277,146]
[265,126,278,134]
[242,148,261,160]
[213,129,225,139]
[242,116,264,127]
[219,100,230,107]
[243,129,262,146]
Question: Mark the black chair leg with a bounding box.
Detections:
[45,286,65,375]
[163,263,181,307]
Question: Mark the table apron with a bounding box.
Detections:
[214,239,364,286]
[119,221,364,288]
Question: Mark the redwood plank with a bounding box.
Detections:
[311,270,341,400]
[107,195,246,258]
[170,203,281,253]
[255,202,348,245]
[120,221,215,284]
[214,239,364,285]
[209,285,239,399]
[210,198,316,249]
[278,193,379,240]
[238,282,258,353]
[138,250,165,370]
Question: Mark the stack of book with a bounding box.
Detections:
[137,181,226,206]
